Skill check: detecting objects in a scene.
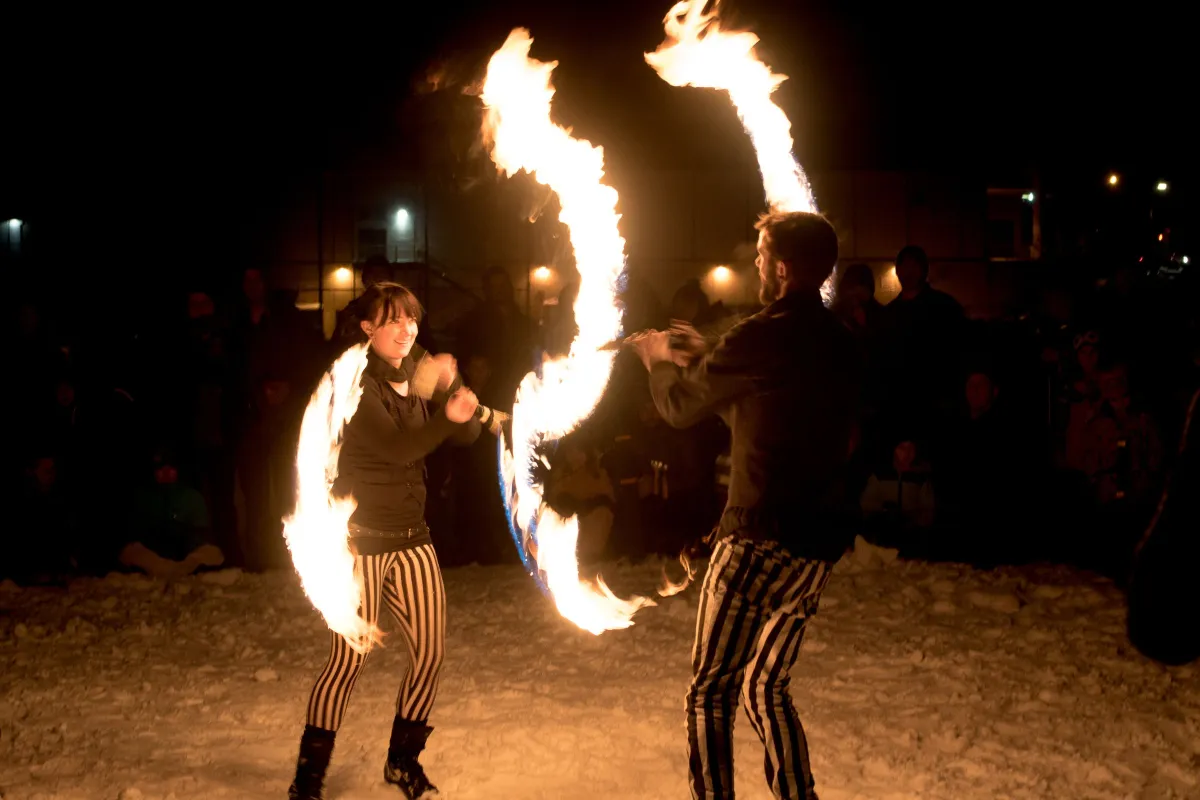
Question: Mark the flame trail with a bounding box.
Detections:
[483,29,654,634]
[283,343,382,653]
[646,0,817,216]
[647,1,833,595]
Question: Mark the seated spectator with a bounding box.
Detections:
[861,439,936,554]
[549,440,616,564]
[119,447,224,580]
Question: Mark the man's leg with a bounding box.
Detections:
[741,558,831,800]
[687,538,769,800]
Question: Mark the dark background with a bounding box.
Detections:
[2,1,1191,286]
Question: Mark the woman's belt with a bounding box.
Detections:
[347,523,430,540]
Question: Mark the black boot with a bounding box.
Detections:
[288,725,336,800]
[383,716,438,799]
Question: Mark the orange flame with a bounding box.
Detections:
[646,0,816,214]
[283,343,383,654]
[483,29,654,634]
[647,0,831,304]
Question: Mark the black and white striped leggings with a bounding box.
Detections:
[306,543,446,731]
[687,536,832,800]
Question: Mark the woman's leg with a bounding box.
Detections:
[380,543,446,797]
[380,543,447,723]
[304,551,391,730]
[291,552,391,799]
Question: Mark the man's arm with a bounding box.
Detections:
[641,318,771,429]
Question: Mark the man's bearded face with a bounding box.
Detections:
[756,230,782,304]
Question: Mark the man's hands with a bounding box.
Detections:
[629,320,707,370]
[667,320,708,366]
[445,388,479,423]
[628,330,673,370]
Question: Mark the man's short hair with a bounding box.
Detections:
[754,211,839,288]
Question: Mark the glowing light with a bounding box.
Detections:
[1022,191,1036,203]
[1108,174,1120,186]
[647,0,835,305]
[333,267,353,286]
[532,265,553,283]
[483,29,654,634]
[881,265,902,295]
[647,0,815,214]
[1156,181,1169,193]
[6,218,20,229]
[710,265,733,284]
[395,208,411,228]
[1159,234,1165,242]
[284,344,378,652]
[1184,256,1191,265]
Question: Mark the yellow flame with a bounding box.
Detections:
[646,0,815,214]
[483,29,654,634]
[647,0,831,304]
[658,552,697,597]
[283,343,383,654]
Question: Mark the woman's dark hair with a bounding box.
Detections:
[354,281,423,335]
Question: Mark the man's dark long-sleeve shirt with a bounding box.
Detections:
[649,291,862,561]
[334,348,480,539]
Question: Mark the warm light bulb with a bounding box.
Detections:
[710,265,733,284]
[1108,174,1119,186]
[533,266,553,282]
[333,267,353,286]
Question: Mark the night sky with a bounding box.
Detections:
[2,1,1190,281]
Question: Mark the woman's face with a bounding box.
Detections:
[362,304,418,364]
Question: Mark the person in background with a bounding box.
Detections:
[119,447,225,580]
[877,245,967,440]
[548,438,616,563]
[832,263,884,338]
[860,439,936,555]
[8,450,77,584]
[937,369,1025,564]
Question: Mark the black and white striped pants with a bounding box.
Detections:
[687,536,832,800]
[305,543,446,731]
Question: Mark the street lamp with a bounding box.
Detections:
[1156,181,1169,193]
[1107,173,1119,187]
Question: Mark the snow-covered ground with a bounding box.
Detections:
[2,543,1198,800]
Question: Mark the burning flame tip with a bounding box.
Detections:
[647,0,816,217]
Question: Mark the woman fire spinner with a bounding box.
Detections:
[289,281,481,800]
